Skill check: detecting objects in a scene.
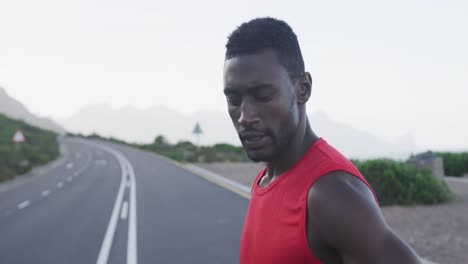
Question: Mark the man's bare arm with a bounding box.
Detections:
[307,171,422,264]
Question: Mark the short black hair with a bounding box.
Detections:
[225,17,305,80]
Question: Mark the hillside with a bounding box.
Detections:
[0,86,66,134]
[0,113,60,181]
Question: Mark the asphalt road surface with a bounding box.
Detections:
[0,137,248,264]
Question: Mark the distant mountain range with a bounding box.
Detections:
[59,104,237,145]
[0,87,66,134]
[0,85,420,158]
[60,104,420,159]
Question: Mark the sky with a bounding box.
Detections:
[0,0,467,150]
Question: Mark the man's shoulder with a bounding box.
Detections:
[306,171,382,250]
[307,170,375,206]
[305,172,421,263]
[300,138,356,172]
[306,170,378,229]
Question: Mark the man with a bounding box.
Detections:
[223,17,422,264]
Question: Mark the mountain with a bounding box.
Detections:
[59,103,237,145]
[310,112,419,159]
[0,87,66,134]
[61,104,418,159]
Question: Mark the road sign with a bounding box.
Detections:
[192,122,202,145]
[12,129,26,143]
[192,122,203,135]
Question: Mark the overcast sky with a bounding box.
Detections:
[1,0,467,150]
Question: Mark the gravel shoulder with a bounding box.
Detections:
[196,162,468,264]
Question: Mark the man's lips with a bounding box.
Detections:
[239,131,269,149]
[239,131,266,140]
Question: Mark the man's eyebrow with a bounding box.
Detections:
[223,87,237,95]
[225,83,273,93]
[252,84,274,90]
[246,84,275,94]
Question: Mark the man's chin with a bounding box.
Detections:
[246,149,275,162]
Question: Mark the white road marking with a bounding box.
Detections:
[120,201,129,220]
[67,176,73,182]
[75,152,81,159]
[71,151,93,178]
[96,156,126,264]
[127,164,138,264]
[41,189,51,197]
[66,162,74,169]
[95,160,108,166]
[51,161,61,169]
[89,142,137,264]
[126,180,131,188]
[57,182,64,188]
[185,164,251,198]
[17,200,30,210]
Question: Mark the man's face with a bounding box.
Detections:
[223,49,300,162]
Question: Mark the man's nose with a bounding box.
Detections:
[238,100,260,127]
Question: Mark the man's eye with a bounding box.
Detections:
[254,93,273,102]
[227,95,241,106]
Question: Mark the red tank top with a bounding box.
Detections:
[240,138,378,264]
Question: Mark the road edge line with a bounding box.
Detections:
[127,163,138,264]
[131,149,251,199]
[184,164,251,199]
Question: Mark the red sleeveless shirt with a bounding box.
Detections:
[240,138,378,264]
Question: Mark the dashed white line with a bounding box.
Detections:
[88,142,138,264]
[57,182,64,188]
[126,180,131,188]
[120,201,129,220]
[95,160,108,166]
[76,139,138,264]
[41,189,51,197]
[66,162,74,169]
[17,200,30,210]
[71,151,93,177]
[67,176,73,182]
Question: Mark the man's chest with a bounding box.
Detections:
[240,193,321,264]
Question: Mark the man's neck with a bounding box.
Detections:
[265,119,318,180]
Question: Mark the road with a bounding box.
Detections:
[0,137,248,264]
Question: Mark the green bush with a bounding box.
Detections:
[358,159,454,206]
[436,152,468,177]
[80,132,250,163]
[0,166,15,182]
[135,135,249,163]
[0,114,59,182]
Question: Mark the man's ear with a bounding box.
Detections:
[296,72,312,104]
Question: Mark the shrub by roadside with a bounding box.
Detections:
[74,133,250,163]
[436,152,468,177]
[0,114,59,182]
[356,159,454,206]
[140,136,249,163]
[77,133,457,206]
